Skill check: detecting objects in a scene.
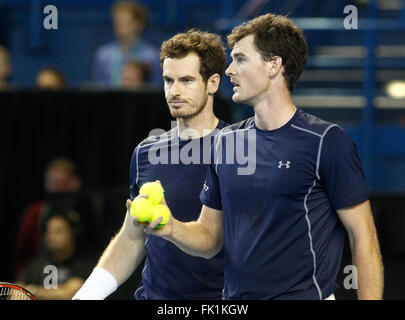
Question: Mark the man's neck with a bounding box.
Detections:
[253,86,296,131]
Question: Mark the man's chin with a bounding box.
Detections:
[170,111,193,119]
[170,110,185,118]
[170,108,204,120]
[232,93,244,104]
[232,94,253,106]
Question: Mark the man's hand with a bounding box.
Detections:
[131,180,223,259]
[132,190,176,239]
[121,198,148,241]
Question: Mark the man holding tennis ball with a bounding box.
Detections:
[143,14,384,300]
[73,30,228,300]
[130,182,170,228]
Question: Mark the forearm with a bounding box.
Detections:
[165,218,221,259]
[350,233,384,300]
[338,201,384,300]
[97,225,146,286]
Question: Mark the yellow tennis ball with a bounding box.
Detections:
[130,198,154,222]
[139,182,164,205]
[148,204,171,228]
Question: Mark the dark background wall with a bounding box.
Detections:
[0,90,232,286]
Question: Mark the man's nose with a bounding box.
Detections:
[170,81,182,98]
[225,61,235,77]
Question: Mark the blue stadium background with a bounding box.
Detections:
[1,0,405,191]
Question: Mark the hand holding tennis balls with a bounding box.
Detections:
[130,198,154,222]
[149,204,171,228]
[139,181,164,205]
[130,181,171,230]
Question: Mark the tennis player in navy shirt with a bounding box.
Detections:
[73,30,228,300]
[144,14,384,300]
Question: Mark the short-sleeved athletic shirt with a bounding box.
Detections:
[130,120,228,299]
[200,109,368,300]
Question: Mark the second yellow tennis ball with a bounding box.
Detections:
[139,182,164,205]
[130,198,154,222]
[148,204,171,228]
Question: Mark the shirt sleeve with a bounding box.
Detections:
[129,145,140,201]
[199,136,222,210]
[319,126,369,210]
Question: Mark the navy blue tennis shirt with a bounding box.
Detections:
[130,120,228,299]
[200,109,369,300]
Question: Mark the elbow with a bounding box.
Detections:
[196,217,223,259]
[201,250,219,260]
[200,239,223,259]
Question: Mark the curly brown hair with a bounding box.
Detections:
[227,13,308,92]
[160,30,226,82]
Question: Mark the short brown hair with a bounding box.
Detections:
[227,13,308,92]
[112,1,147,26]
[160,30,226,82]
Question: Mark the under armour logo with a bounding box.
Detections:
[278,161,291,168]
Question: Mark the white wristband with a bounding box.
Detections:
[72,267,118,300]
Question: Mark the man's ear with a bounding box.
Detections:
[268,56,283,78]
[207,73,221,95]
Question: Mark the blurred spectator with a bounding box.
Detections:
[16,212,94,300]
[13,157,97,277]
[0,45,12,90]
[36,67,67,89]
[121,59,149,89]
[92,1,160,87]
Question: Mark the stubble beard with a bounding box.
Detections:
[170,94,209,120]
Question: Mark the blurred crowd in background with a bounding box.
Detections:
[13,157,100,299]
[0,1,158,91]
[2,1,164,298]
